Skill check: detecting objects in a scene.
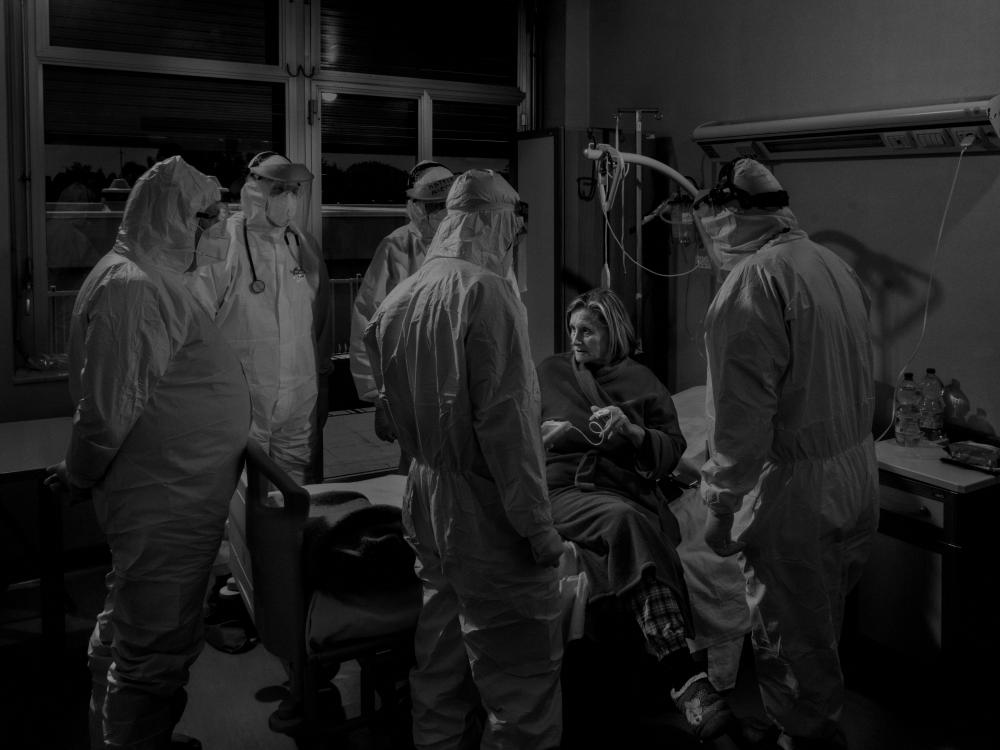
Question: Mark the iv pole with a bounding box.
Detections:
[586,111,697,353]
[621,108,661,352]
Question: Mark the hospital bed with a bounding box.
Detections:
[226,385,748,742]
[668,385,751,691]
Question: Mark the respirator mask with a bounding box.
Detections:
[265,190,298,228]
[691,158,791,273]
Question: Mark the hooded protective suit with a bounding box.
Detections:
[364,170,564,750]
[349,163,455,403]
[696,159,879,746]
[190,162,331,483]
[64,156,251,749]
[349,199,447,402]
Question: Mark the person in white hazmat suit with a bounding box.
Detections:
[44,156,251,750]
[190,151,332,484]
[363,169,565,750]
[349,160,455,449]
[694,158,879,750]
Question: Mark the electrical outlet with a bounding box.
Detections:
[951,127,980,147]
[695,254,712,270]
[883,131,914,149]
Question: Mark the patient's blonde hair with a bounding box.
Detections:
[565,288,635,363]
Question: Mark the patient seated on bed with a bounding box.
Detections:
[535,302,737,744]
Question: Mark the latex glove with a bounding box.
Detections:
[704,511,745,557]
[373,398,397,442]
[541,419,573,449]
[528,527,565,568]
[43,460,93,504]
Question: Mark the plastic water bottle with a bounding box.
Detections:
[917,367,946,442]
[894,372,921,447]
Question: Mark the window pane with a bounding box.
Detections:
[33,66,284,371]
[432,101,516,176]
[45,66,284,198]
[48,0,279,65]
[320,93,417,204]
[320,1,517,86]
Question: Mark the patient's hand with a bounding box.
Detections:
[541,419,573,449]
[590,405,644,447]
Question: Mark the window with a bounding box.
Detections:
[433,100,518,175]
[319,1,517,86]
[9,0,288,378]
[48,0,278,64]
[314,2,529,368]
[6,0,533,389]
[320,93,419,205]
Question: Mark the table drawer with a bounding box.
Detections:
[879,484,945,530]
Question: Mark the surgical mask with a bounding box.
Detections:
[693,203,791,275]
[407,200,446,241]
[693,205,739,272]
[265,192,297,227]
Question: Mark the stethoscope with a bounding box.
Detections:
[243,219,305,294]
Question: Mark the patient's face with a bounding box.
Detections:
[569,309,610,367]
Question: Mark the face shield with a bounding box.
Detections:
[242,152,314,230]
[428,170,526,285]
[406,198,448,241]
[691,158,793,275]
[406,164,455,240]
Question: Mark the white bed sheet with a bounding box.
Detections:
[670,385,751,690]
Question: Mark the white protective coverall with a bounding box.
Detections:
[190,164,331,483]
[364,170,564,750]
[64,156,251,749]
[349,199,444,401]
[697,160,879,747]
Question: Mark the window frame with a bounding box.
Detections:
[304,0,531,222]
[7,0,534,385]
[13,0,302,382]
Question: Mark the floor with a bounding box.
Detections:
[0,411,985,749]
[1,570,977,750]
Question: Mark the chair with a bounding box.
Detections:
[227,440,421,745]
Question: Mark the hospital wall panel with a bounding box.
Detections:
[576,0,1000,435]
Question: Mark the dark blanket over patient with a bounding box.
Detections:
[301,492,417,597]
[537,352,692,631]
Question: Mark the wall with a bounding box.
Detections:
[582,0,1000,433]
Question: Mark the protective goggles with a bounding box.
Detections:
[691,158,789,212]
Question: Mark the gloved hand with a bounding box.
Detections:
[528,527,565,568]
[704,511,745,557]
[373,398,397,442]
[43,460,93,505]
